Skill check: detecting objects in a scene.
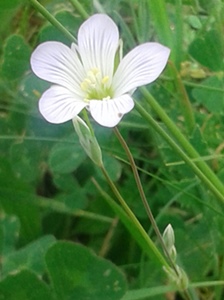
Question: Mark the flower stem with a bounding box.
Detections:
[139,89,224,203]
[113,127,178,272]
[99,165,169,268]
[69,0,89,19]
[29,0,76,43]
[113,127,193,300]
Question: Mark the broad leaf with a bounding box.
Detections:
[0,270,53,300]
[46,241,127,300]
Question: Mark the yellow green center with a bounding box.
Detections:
[80,68,113,102]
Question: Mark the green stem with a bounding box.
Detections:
[99,165,169,268]
[169,61,195,134]
[135,100,224,204]
[173,0,183,69]
[140,89,224,203]
[29,0,76,43]
[113,128,193,299]
[113,127,178,272]
[69,0,89,19]
[147,0,173,49]
[183,80,224,92]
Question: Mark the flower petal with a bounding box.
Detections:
[77,14,119,79]
[112,43,170,96]
[30,41,85,96]
[39,85,87,124]
[89,95,134,127]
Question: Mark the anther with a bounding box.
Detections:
[101,76,109,84]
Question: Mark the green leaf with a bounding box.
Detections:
[0,270,54,300]
[10,142,40,183]
[122,285,176,300]
[57,191,87,211]
[186,15,202,30]
[154,124,193,179]
[39,10,81,44]
[1,34,31,80]
[49,140,86,174]
[0,0,25,9]
[45,241,127,300]
[189,30,224,71]
[120,177,147,219]
[0,1,26,36]
[2,235,56,278]
[175,220,215,281]
[0,160,41,244]
[97,154,122,182]
[92,180,164,265]
[0,213,20,256]
[53,173,80,192]
[20,73,50,106]
[189,125,208,155]
[192,76,224,113]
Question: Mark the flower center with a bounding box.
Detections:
[80,68,113,101]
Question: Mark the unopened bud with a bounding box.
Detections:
[163,224,177,261]
[73,116,103,167]
[163,224,175,249]
[169,245,177,262]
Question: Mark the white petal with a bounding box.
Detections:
[77,14,119,79]
[89,95,134,127]
[112,43,170,96]
[30,41,85,96]
[39,85,87,124]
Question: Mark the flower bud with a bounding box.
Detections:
[163,224,177,261]
[73,116,103,166]
[163,224,175,249]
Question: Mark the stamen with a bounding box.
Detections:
[80,79,91,91]
[91,68,100,75]
[87,68,100,83]
[101,76,109,84]
[80,68,112,100]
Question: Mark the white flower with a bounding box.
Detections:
[30,14,170,128]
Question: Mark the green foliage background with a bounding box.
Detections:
[0,0,224,299]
